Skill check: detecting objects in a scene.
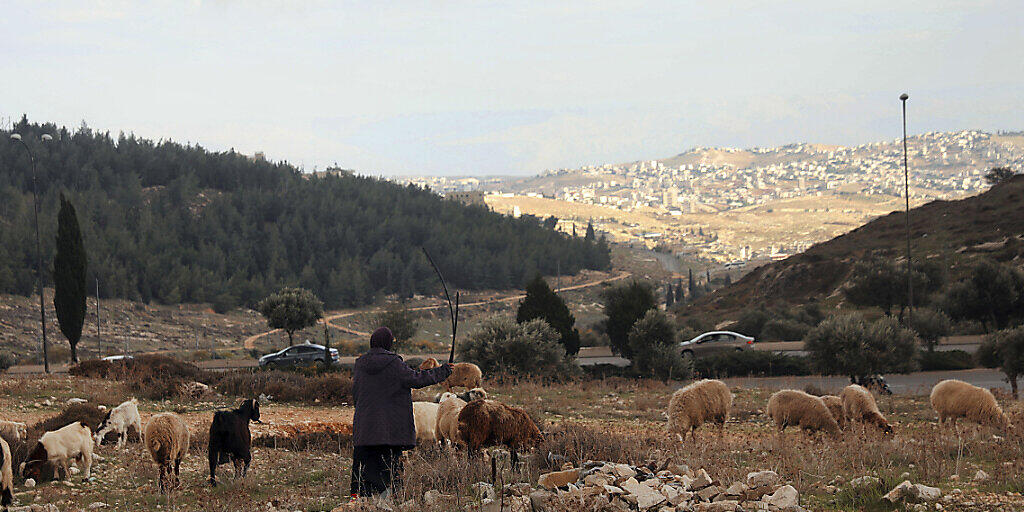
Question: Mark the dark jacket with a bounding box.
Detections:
[352,348,452,448]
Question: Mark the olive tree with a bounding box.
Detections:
[941,259,1024,332]
[628,309,691,381]
[907,307,952,352]
[257,287,324,347]
[803,314,919,381]
[976,326,1024,399]
[459,316,578,380]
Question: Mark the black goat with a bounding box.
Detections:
[208,398,261,486]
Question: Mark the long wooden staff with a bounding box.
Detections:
[422,248,459,363]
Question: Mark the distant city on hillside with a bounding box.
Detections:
[393,130,1024,266]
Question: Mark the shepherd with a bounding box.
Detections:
[350,326,452,500]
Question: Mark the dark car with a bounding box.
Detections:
[258,343,339,368]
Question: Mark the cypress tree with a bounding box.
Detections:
[516,274,581,355]
[585,221,596,241]
[53,193,88,363]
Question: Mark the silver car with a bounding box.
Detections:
[679,331,755,358]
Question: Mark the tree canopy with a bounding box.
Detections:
[803,314,919,380]
[257,287,324,346]
[53,193,88,363]
[516,274,580,355]
[600,280,657,358]
[0,118,610,309]
[940,259,1024,332]
[976,326,1024,399]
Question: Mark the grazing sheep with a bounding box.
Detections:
[1,435,12,509]
[457,399,543,470]
[820,395,846,429]
[435,393,467,446]
[766,389,841,436]
[841,384,893,434]
[21,421,93,482]
[93,399,142,448]
[446,363,483,392]
[144,412,190,494]
[412,402,441,446]
[666,379,732,443]
[433,388,487,403]
[208,398,260,486]
[930,379,1012,430]
[0,421,26,443]
[419,357,440,370]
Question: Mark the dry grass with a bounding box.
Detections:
[1,374,1022,511]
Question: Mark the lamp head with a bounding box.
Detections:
[899,93,909,101]
[9,133,22,141]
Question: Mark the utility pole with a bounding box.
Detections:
[900,93,914,323]
[95,277,101,358]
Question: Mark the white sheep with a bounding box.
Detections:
[0,421,27,443]
[666,379,732,443]
[94,399,142,448]
[413,402,441,446]
[436,392,468,446]
[1,434,12,509]
[21,421,94,482]
[144,412,190,494]
[766,389,840,436]
[841,384,893,433]
[930,379,1012,430]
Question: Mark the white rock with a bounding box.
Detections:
[89,503,109,509]
[620,477,666,510]
[746,470,780,489]
[850,475,881,488]
[764,485,799,508]
[912,484,942,502]
[23,478,36,488]
[69,466,81,475]
[973,470,989,482]
[613,464,637,479]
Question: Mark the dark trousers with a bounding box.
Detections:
[350,445,404,497]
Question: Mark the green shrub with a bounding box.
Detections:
[459,316,580,381]
[803,314,919,380]
[0,352,16,371]
[213,369,353,404]
[628,310,691,381]
[917,350,975,371]
[760,318,812,342]
[693,351,811,378]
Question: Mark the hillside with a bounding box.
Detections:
[688,174,1024,314]
[0,118,610,310]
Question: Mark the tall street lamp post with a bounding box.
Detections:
[10,132,53,373]
[900,93,913,324]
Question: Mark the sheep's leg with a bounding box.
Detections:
[233,458,244,479]
[208,450,219,486]
[82,448,92,479]
[242,452,251,478]
[159,463,168,494]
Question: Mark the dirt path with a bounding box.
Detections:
[242,271,630,350]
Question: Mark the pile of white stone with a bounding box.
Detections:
[528,462,805,512]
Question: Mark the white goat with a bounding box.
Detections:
[94,399,142,448]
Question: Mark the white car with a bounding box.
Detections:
[679,331,755,358]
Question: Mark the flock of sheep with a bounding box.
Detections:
[0,396,264,501]
[0,360,1015,506]
[667,378,1013,442]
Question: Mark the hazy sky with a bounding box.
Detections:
[3,1,1022,175]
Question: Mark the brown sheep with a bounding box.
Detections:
[144,412,190,494]
[841,384,893,434]
[930,379,1012,430]
[445,363,483,392]
[766,389,841,436]
[419,357,440,370]
[457,399,543,471]
[435,392,467,446]
[820,395,846,429]
[666,379,732,443]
